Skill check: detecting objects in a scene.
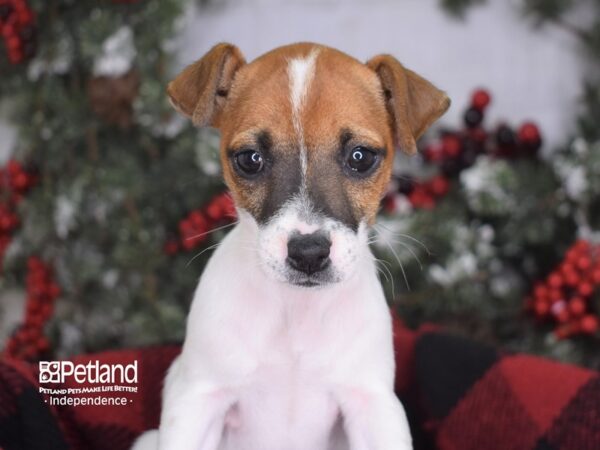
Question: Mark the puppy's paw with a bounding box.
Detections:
[130,429,158,450]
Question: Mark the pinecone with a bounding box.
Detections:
[87,69,140,129]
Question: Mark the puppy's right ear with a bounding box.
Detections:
[367,54,450,155]
[167,43,246,127]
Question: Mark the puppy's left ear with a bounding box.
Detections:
[367,54,450,155]
[167,43,246,127]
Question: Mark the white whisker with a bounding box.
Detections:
[184,221,238,242]
[373,256,395,299]
[384,238,423,271]
[375,229,410,291]
[374,223,431,255]
[185,242,222,268]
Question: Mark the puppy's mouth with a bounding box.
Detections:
[285,265,338,288]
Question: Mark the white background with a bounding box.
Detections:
[174,0,585,149]
[0,0,587,157]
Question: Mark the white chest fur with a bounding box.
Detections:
[136,220,412,450]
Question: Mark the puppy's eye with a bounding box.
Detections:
[235,150,264,175]
[346,147,378,173]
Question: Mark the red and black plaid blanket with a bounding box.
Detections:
[1,318,599,450]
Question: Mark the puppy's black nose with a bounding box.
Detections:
[287,232,331,275]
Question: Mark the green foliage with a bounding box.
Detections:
[1,0,227,355]
[373,150,600,366]
[382,0,600,367]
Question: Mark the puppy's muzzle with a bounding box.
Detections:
[287,232,331,275]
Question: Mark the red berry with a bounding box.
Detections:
[548,289,562,303]
[580,315,599,335]
[428,176,450,197]
[518,122,541,144]
[469,127,487,143]
[164,239,179,256]
[471,89,491,111]
[555,308,570,324]
[27,256,42,270]
[423,144,444,163]
[592,269,600,284]
[6,339,17,353]
[2,23,16,39]
[554,324,575,340]
[560,262,575,276]
[206,202,223,221]
[39,302,53,319]
[16,9,32,23]
[533,284,549,300]
[576,256,592,271]
[36,336,49,352]
[408,187,433,209]
[6,35,20,50]
[578,282,594,297]
[568,297,586,316]
[10,171,29,191]
[26,313,43,328]
[47,283,60,299]
[0,211,18,232]
[441,135,462,159]
[25,300,40,315]
[180,238,196,251]
[23,326,39,342]
[178,219,193,234]
[565,249,579,263]
[548,273,563,289]
[574,239,590,252]
[382,194,396,214]
[189,211,206,229]
[564,272,580,287]
[534,300,549,317]
[21,344,36,360]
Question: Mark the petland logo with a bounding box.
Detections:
[39,360,138,384]
[39,360,139,407]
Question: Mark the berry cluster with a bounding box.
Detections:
[526,240,600,339]
[0,159,37,271]
[424,89,542,176]
[384,89,543,213]
[0,0,36,64]
[4,257,60,360]
[165,192,237,254]
[384,174,450,212]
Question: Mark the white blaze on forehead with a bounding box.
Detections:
[288,49,319,181]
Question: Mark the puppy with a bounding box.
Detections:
[132,42,449,450]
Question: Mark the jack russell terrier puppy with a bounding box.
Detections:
[132,42,449,450]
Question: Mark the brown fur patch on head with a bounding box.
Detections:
[301,47,394,226]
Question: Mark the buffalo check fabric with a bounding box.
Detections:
[414,333,600,450]
[1,320,599,450]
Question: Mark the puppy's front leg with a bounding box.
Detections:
[335,386,412,450]
[158,357,236,450]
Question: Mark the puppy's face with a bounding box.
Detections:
[168,43,449,288]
